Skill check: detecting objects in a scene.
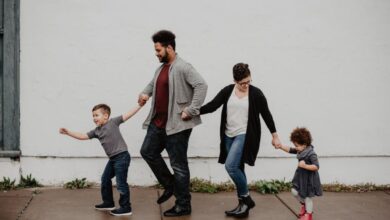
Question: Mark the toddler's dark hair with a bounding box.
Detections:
[290,127,312,146]
[152,30,176,50]
[233,63,251,81]
[92,104,111,117]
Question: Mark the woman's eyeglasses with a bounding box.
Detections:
[237,80,252,86]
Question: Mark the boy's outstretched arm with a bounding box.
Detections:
[122,104,142,122]
[59,128,89,140]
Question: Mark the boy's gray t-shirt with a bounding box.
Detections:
[87,116,128,157]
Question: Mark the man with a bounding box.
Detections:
[139,30,207,217]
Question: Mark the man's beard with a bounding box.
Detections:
[159,53,169,63]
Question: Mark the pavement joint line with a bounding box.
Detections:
[274,193,299,218]
[16,190,37,220]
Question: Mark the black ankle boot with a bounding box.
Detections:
[227,195,255,218]
[225,198,243,216]
[242,195,255,209]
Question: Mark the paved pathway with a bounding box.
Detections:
[1,187,390,220]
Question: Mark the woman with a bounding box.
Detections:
[200,63,281,218]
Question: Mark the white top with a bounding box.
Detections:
[225,89,249,137]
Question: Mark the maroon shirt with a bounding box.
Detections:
[153,64,170,128]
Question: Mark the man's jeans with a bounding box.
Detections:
[101,151,131,209]
[141,123,192,208]
[224,134,249,197]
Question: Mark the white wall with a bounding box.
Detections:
[4,0,389,185]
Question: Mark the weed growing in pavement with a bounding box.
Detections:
[64,178,91,189]
[249,179,292,194]
[0,177,16,191]
[18,174,43,188]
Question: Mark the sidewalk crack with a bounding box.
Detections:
[275,194,299,218]
[16,190,38,220]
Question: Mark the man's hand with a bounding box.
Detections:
[181,109,192,121]
[59,128,69,135]
[138,94,149,106]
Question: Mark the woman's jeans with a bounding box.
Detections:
[140,123,192,208]
[224,134,249,197]
[101,151,131,209]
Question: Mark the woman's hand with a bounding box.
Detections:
[271,133,282,148]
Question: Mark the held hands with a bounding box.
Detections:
[274,144,282,149]
[271,135,282,149]
[138,94,149,106]
[137,93,191,120]
[181,107,192,121]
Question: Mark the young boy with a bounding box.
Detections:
[59,103,142,216]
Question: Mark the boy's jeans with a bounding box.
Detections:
[140,123,192,208]
[101,151,131,209]
[224,134,249,197]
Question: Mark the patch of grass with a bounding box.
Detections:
[190,178,219,193]
[189,178,293,194]
[189,178,291,194]
[323,183,390,193]
[64,178,91,189]
[18,174,43,188]
[216,180,236,192]
[152,178,235,193]
[188,178,389,194]
[249,179,292,194]
[0,177,16,191]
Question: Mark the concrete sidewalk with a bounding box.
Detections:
[1,187,390,220]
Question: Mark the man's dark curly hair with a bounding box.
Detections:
[233,63,251,81]
[290,127,312,146]
[152,30,176,50]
